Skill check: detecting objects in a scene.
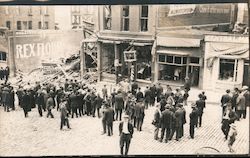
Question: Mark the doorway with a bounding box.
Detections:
[188,65,200,87]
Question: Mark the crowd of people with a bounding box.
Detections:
[0,77,249,155]
[220,86,249,152]
[0,66,10,82]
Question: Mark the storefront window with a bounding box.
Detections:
[136,47,152,81]
[159,54,165,62]
[167,55,173,63]
[183,57,187,64]
[190,57,199,64]
[102,44,115,74]
[219,58,238,82]
[174,56,182,64]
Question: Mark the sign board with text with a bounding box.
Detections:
[9,30,83,73]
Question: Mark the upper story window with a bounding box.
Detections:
[23,21,28,30]
[0,52,7,62]
[44,21,49,29]
[38,21,42,29]
[17,21,22,30]
[72,15,81,25]
[6,21,11,30]
[122,6,129,31]
[140,5,148,32]
[28,21,32,30]
[104,5,112,30]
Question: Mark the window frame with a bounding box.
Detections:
[17,21,22,30]
[104,5,112,30]
[121,5,130,31]
[0,52,7,62]
[6,21,11,30]
[140,5,149,32]
[218,58,238,82]
[158,54,188,66]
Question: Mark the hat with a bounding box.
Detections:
[123,114,129,118]
[191,103,196,108]
[165,104,170,109]
[242,86,248,91]
[230,124,236,129]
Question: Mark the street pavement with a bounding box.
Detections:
[0,95,249,156]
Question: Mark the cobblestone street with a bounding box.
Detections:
[0,94,248,156]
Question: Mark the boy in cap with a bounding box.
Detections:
[228,124,237,152]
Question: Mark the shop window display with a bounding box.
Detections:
[219,59,238,82]
[136,48,152,80]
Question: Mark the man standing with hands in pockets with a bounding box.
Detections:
[119,114,134,156]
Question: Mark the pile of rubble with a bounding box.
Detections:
[10,53,98,88]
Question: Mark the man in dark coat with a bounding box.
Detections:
[235,90,246,120]
[119,114,134,156]
[46,93,55,118]
[144,86,151,109]
[179,103,186,138]
[134,98,145,131]
[173,105,183,141]
[153,104,162,140]
[2,86,10,112]
[95,93,103,118]
[22,90,31,117]
[149,84,156,107]
[69,90,79,118]
[111,89,117,108]
[231,88,239,111]
[136,87,143,102]
[131,81,138,96]
[84,89,92,116]
[159,95,167,112]
[4,66,9,83]
[159,105,174,143]
[189,103,198,139]
[16,85,24,108]
[106,104,115,136]
[60,98,71,130]
[115,90,124,121]
[35,89,45,117]
[156,83,163,103]
[90,91,97,117]
[221,89,232,116]
[0,67,4,80]
[196,94,206,127]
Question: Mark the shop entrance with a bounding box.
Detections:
[188,65,200,87]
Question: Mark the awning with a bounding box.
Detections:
[81,38,98,43]
[157,36,201,47]
[157,48,202,57]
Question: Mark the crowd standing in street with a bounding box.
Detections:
[0,77,249,155]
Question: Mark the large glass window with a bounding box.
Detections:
[140,5,148,32]
[104,5,112,30]
[122,6,129,31]
[219,59,238,82]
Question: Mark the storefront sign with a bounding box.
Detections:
[168,5,196,16]
[124,51,136,62]
[205,35,249,43]
[9,30,83,73]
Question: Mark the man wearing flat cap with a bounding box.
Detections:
[119,114,134,156]
[241,86,249,119]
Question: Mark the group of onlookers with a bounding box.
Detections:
[220,85,249,152]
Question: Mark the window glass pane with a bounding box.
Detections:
[166,55,173,63]
[123,6,129,17]
[104,5,111,30]
[6,21,11,30]
[174,56,182,64]
[17,21,21,30]
[140,19,148,31]
[141,6,148,17]
[190,57,199,64]
[123,18,129,31]
[38,22,42,29]
[159,55,165,62]
[28,21,32,29]
[219,59,235,81]
[183,57,187,64]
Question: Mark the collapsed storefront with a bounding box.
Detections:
[96,32,154,83]
[203,34,249,90]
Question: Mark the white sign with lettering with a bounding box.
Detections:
[168,5,196,17]
[205,35,249,43]
[15,41,63,58]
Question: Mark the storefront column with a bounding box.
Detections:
[97,42,102,82]
[8,34,16,77]
[114,43,119,84]
[186,57,190,78]
[153,54,158,83]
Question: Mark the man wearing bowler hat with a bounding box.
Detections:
[189,103,198,139]
[119,114,134,156]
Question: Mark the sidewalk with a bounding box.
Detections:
[94,81,222,105]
